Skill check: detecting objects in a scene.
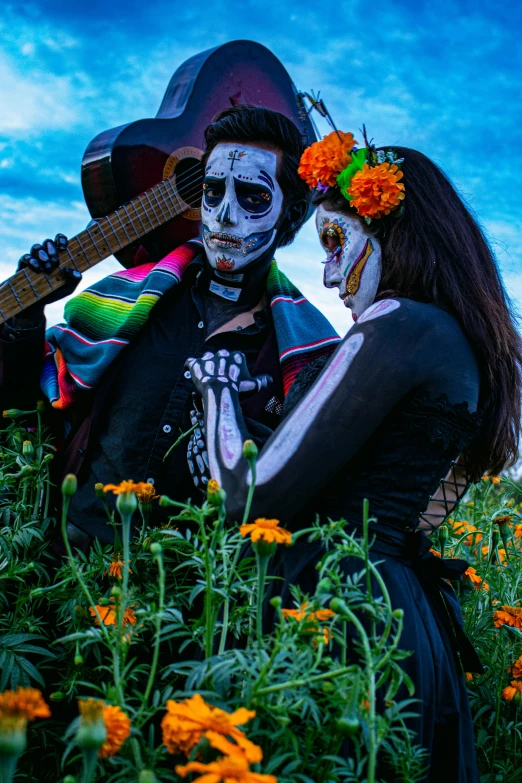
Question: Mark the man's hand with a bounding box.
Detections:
[16,234,82,321]
[185,349,272,397]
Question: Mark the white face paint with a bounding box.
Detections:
[315,205,382,320]
[202,143,284,272]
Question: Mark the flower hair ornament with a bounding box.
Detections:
[298,125,405,222]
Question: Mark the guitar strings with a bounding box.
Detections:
[0,167,207,312]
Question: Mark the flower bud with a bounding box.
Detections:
[142,537,152,552]
[438,526,449,542]
[76,699,107,751]
[99,597,110,607]
[111,586,122,599]
[22,440,34,458]
[335,713,361,737]
[19,465,33,477]
[36,400,46,413]
[150,542,162,556]
[329,597,350,617]
[513,690,522,706]
[94,483,105,499]
[242,439,258,461]
[61,474,78,497]
[63,776,78,783]
[139,771,158,783]
[74,654,84,667]
[392,608,404,620]
[50,692,65,702]
[116,490,138,518]
[207,479,226,508]
[252,539,277,558]
[2,409,27,419]
[321,682,335,693]
[269,596,282,609]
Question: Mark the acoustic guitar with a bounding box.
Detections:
[0,39,316,325]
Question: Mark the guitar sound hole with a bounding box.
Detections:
[176,157,204,208]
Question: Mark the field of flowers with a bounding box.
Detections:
[0,409,521,783]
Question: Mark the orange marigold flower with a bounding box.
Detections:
[298,130,358,188]
[492,476,501,485]
[502,680,522,701]
[103,480,151,495]
[176,755,276,783]
[465,672,473,681]
[453,521,483,545]
[430,548,441,557]
[136,483,159,504]
[495,515,513,526]
[0,688,51,721]
[99,705,131,758]
[282,603,335,643]
[511,654,522,679]
[239,518,292,546]
[89,599,137,627]
[161,693,261,763]
[493,605,522,630]
[514,524,522,539]
[346,162,405,219]
[481,545,507,563]
[464,566,489,591]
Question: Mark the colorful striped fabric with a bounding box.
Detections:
[41,242,340,409]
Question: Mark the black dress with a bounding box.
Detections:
[263,302,483,783]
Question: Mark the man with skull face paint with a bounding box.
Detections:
[0,106,340,544]
[186,131,522,781]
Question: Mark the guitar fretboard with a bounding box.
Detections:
[0,173,202,324]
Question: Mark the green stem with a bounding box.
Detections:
[81,748,98,783]
[490,643,505,773]
[60,497,110,644]
[255,663,358,696]
[242,457,257,526]
[140,548,165,714]
[163,423,197,462]
[255,552,270,645]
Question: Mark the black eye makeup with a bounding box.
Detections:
[233,179,273,214]
[203,177,225,208]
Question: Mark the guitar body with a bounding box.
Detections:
[81,40,316,267]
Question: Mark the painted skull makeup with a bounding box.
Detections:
[202,144,284,272]
[315,204,382,320]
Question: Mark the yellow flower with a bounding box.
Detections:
[502,680,522,701]
[176,755,277,783]
[239,519,292,546]
[464,566,489,591]
[346,162,405,219]
[103,480,151,495]
[89,599,137,627]
[298,130,358,188]
[282,603,335,644]
[493,605,522,630]
[99,705,131,758]
[161,694,261,763]
[0,688,51,721]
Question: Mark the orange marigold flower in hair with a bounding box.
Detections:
[176,755,277,783]
[464,566,489,591]
[103,480,151,495]
[346,162,405,219]
[502,680,522,701]
[99,705,131,758]
[493,605,522,630]
[298,130,358,188]
[0,688,51,721]
[161,693,261,763]
[240,518,292,546]
[89,599,136,627]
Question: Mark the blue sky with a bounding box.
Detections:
[0,0,520,332]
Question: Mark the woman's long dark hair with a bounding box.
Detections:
[316,147,522,478]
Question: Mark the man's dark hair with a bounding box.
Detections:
[202,105,311,247]
[315,147,522,479]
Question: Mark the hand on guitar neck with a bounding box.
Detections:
[14,234,82,326]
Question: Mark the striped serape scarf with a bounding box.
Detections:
[41,242,341,410]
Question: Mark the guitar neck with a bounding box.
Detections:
[0,176,198,325]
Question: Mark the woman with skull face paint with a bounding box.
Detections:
[186,131,522,782]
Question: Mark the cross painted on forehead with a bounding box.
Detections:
[228,150,247,170]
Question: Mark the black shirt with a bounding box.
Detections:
[68,261,282,542]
